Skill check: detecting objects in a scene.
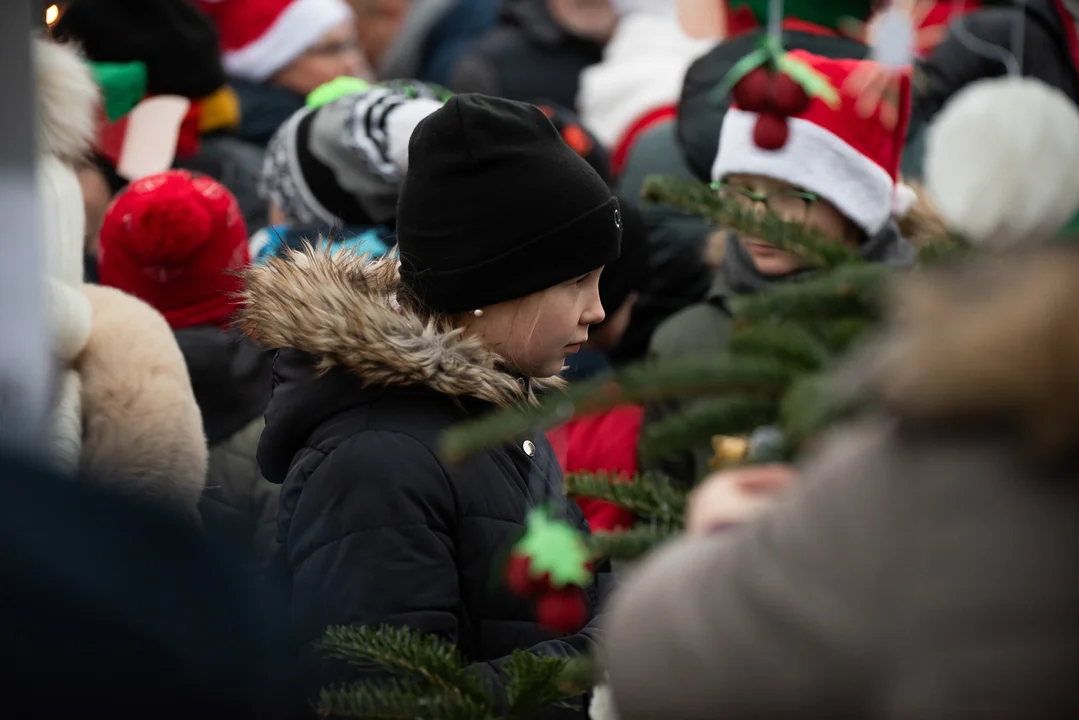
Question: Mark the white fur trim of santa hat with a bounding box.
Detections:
[223,0,354,82]
[713,108,895,234]
[925,76,1079,249]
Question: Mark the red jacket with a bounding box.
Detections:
[547,405,644,533]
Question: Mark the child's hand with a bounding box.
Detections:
[686,464,797,535]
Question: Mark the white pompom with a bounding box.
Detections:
[925,76,1079,249]
[589,683,620,720]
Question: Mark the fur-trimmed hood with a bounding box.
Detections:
[35,36,98,164]
[239,248,563,408]
[845,247,1079,457]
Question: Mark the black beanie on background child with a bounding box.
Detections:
[397,94,623,315]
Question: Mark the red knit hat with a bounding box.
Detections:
[196,0,354,82]
[712,50,912,235]
[98,170,250,330]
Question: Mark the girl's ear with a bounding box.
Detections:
[677,0,728,39]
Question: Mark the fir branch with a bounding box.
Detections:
[917,233,970,266]
[589,524,679,560]
[317,678,492,720]
[316,626,489,705]
[732,263,894,324]
[641,174,862,270]
[810,317,874,355]
[566,472,687,523]
[503,652,590,716]
[638,395,777,465]
[441,356,793,462]
[554,656,600,694]
[727,322,833,372]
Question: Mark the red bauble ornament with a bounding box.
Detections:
[770,72,811,116]
[753,113,790,150]
[536,586,588,634]
[732,67,773,112]
[505,553,551,597]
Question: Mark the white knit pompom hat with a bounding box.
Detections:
[925,76,1079,249]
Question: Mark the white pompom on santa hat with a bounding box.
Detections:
[712,50,916,237]
[925,76,1079,249]
[196,0,354,82]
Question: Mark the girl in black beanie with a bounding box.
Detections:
[240,94,620,710]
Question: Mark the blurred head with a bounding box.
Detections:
[272,20,371,95]
[196,0,368,90]
[347,0,410,70]
[548,0,619,43]
[720,173,858,276]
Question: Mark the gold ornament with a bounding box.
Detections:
[709,435,748,471]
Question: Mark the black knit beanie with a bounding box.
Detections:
[598,195,649,320]
[397,94,622,314]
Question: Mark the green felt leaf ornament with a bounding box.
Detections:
[88,61,147,122]
[513,508,591,588]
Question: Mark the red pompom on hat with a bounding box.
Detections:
[713,50,912,235]
[98,170,250,330]
[195,0,353,82]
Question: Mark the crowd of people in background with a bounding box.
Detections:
[6,0,1079,716]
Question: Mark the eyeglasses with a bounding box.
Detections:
[711,180,819,223]
[305,38,361,57]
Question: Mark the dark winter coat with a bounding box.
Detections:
[230,79,306,147]
[239,250,613,707]
[903,0,1079,179]
[176,326,277,573]
[605,248,1079,719]
[449,0,605,109]
[678,24,869,183]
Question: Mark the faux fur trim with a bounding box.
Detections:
[77,285,208,520]
[34,37,99,163]
[864,248,1079,455]
[897,180,950,247]
[239,247,564,407]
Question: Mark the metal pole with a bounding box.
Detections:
[0,2,51,449]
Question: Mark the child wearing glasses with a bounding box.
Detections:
[646,51,920,483]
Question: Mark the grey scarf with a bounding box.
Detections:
[722,219,917,296]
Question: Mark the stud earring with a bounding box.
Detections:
[473,309,484,317]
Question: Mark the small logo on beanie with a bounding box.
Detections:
[614,207,622,229]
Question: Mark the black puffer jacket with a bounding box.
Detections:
[242,250,612,709]
[903,0,1079,178]
[449,0,605,108]
[678,27,868,183]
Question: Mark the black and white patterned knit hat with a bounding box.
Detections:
[258,81,446,228]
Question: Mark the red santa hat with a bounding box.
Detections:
[196,0,354,82]
[712,50,913,236]
[98,170,251,330]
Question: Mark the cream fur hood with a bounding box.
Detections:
[239,248,563,407]
[77,285,208,519]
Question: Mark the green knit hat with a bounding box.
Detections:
[731,0,875,32]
